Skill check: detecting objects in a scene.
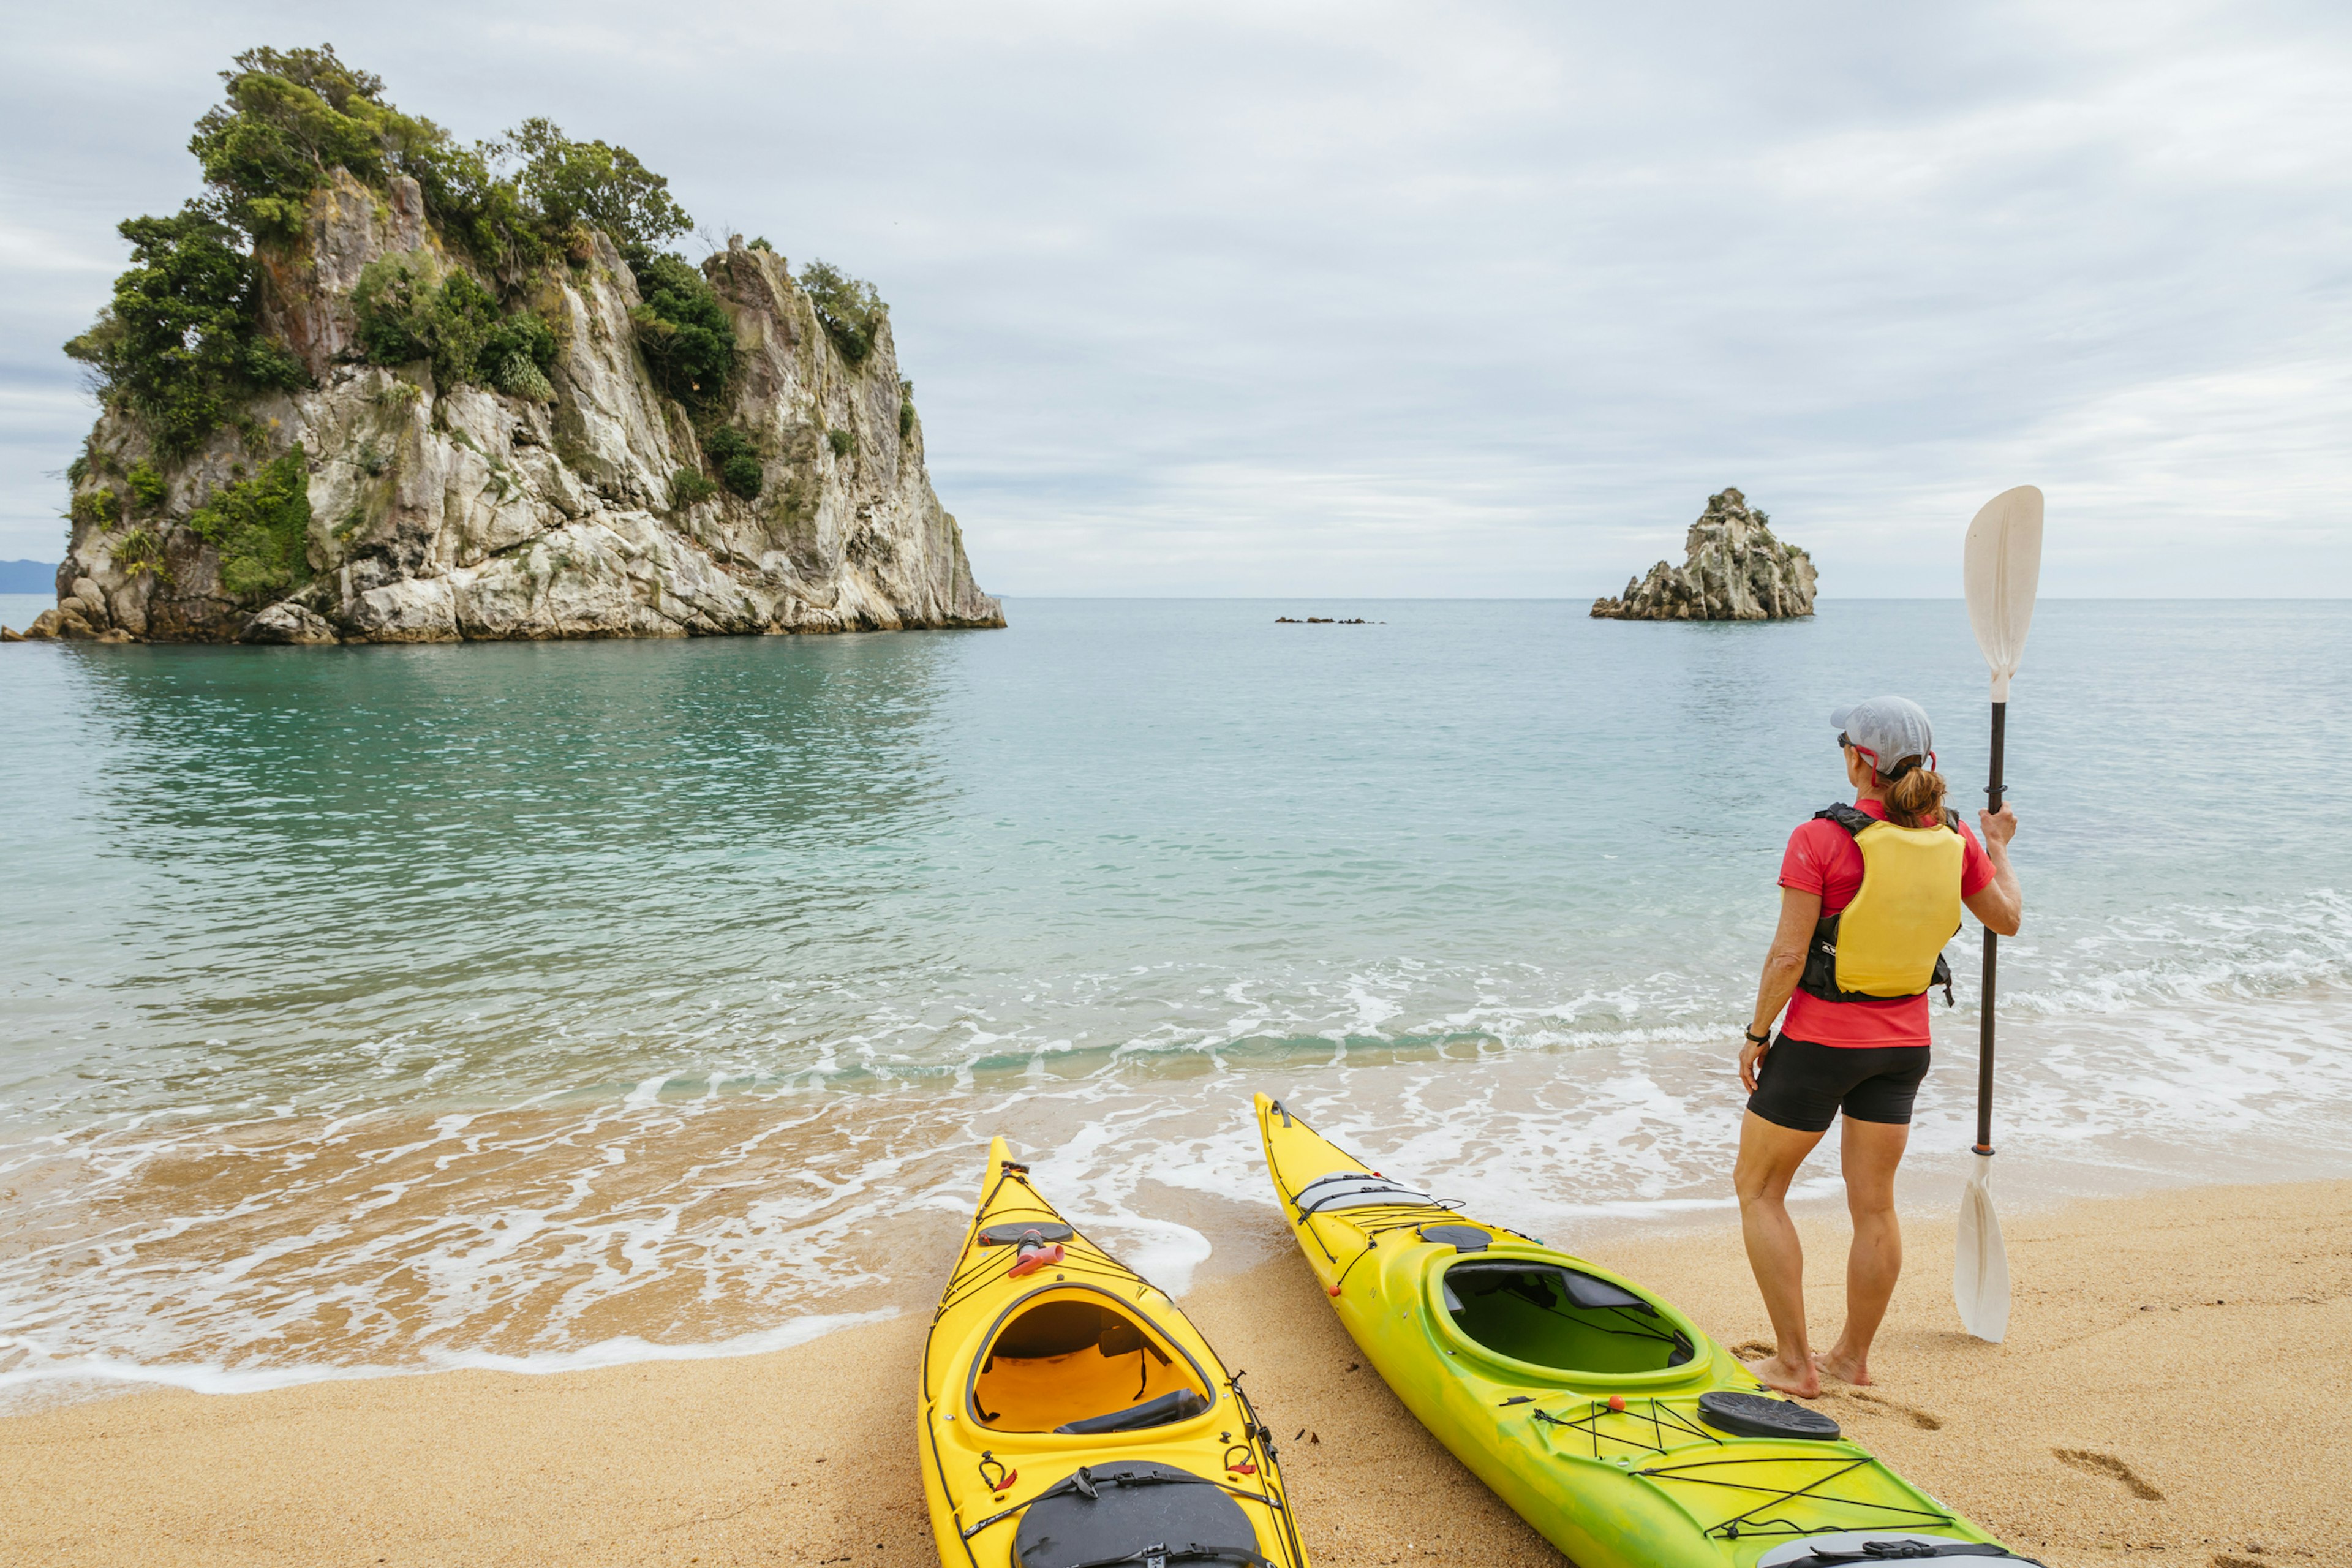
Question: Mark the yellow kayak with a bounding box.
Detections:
[1254,1094,2037,1567]
[921,1137,1311,1568]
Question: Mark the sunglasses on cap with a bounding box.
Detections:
[1840,734,1936,780]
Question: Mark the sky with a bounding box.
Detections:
[1,1,2347,596]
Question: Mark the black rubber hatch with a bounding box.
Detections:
[1014,1461,1265,1568]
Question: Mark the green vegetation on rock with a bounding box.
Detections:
[68,43,694,458]
[669,468,718,508]
[704,427,763,499]
[828,428,856,458]
[899,380,915,440]
[65,208,307,457]
[504,118,690,263]
[186,447,312,598]
[797,260,884,366]
[352,251,557,398]
[190,47,445,241]
[112,526,168,580]
[190,47,691,264]
[71,487,122,528]
[127,461,169,510]
[630,254,736,409]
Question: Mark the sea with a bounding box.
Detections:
[2,596,2347,1406]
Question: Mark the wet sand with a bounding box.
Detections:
[2,1179,2343,1567]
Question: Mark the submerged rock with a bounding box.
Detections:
[40,175,1001,646]
[1590,488,1816,622]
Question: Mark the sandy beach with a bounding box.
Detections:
[3,1178,2342,1567]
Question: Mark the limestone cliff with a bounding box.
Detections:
[1589,488,1816,622]
[25,172,1000,645]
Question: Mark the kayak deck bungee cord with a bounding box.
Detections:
[921,1137,1311,1568]
[1253,1093,2040,1567]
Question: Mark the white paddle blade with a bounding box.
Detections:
[1962,486,2045,702]
[1954,1152,2011,1342]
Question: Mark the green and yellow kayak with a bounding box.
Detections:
[1254,1094,2037,1568]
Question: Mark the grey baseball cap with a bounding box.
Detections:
[1832,695,1936,773]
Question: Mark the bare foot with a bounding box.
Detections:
[1813,1349,1872,1386]
[1741,1352,1821,1398]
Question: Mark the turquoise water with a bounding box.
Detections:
[1,598,2348,1393]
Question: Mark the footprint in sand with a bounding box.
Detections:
[1833,1389,1943,1430]
[2052,1448,2163,1500]
[1729,1340,1775,1359]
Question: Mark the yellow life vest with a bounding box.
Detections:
[1798,802,1964,1004]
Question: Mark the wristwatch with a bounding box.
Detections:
[1743,1025,1772,1045]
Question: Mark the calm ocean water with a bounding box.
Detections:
[2,597,2348,1400]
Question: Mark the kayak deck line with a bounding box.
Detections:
[1629,1453,1958,1544]
[1529,1394,1724,1458]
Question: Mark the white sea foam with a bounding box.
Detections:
[0,1308,895,1410]
[2,894,2346,1408]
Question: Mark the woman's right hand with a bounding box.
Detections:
[1739,1034,1768,1093]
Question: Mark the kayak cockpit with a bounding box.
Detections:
[970,1288,1212,1434]
[1439,1259,1697,1374]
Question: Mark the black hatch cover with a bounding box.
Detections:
[979,1222,1076,1246]
[1014,1461,1267,1568]
[1419,1224,1491,1252]
[1696,1390,1842,1440]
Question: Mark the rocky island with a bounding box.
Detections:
[15,47,1000,646]
[1589,488,1816,622]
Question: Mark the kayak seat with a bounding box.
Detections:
[972,1292,1206,1433]
[1054,1387,1210,1435]
[1442,1261,1696,1374]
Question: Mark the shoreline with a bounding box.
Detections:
[4,1178,2343,1566]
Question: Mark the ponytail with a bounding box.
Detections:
[1882,755,1947,829]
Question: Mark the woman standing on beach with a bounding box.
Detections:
[1733,696,2021,1398]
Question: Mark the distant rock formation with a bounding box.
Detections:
[15,50,999,646]
[23,197,999,645]
[1589,488,1816,622]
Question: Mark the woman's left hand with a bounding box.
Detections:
[1739,1034,1768,1093]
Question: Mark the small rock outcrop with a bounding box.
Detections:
[23,182,1000,647]
[1589,488,1816,622]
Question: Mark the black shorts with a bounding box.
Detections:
[1747,1036,1929,1133]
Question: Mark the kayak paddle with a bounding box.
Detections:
[1956,484,2043,1344]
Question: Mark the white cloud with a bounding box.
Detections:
[1,0,2345,593]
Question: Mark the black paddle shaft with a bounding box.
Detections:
[1975,701,2007,1155]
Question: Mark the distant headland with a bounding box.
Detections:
[12,46,1000,646]
[1589,488,1816,622]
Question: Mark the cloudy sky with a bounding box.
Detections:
[2,1,2346,595]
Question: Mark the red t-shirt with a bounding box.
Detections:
[1777,797,1997,1048]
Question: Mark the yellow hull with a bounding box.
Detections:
[920,1137,1310,1568]
[1254,1095,2030,1568]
